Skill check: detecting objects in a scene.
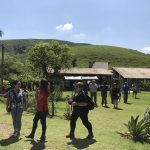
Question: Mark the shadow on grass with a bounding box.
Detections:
[67,138,96,149]
[114,108,123,110]
[125,102,132,105]
[0,135,22,146]
[102,105,110,108]
[25,139,47,150]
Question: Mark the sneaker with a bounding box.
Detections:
[66,133,75,139]
[25,134,34,139]
[86,132,94,139]
[13,131,20,138]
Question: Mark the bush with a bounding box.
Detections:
[124,115,150,141]
[2,80,11,91]
[144,107,150,134]
[123,107,150,142]
[140,81,150,91]
[64,95,72,120]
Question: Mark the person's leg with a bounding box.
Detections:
[114,99,116,108]
[94,92,97,106]
[135,91,137,98]
[40,111,47,140]
[15,108,23,136]
[26,112,40,138]
[101,94,104,106]
[124,93,126,103]
[126,93,128,103]
[116,100,118,109]
[66,110,79,138]
[91,92,94,101]
[132,91,135,97]
[11,108,17,134]
[80,110,93,138]
[104,95,107,106]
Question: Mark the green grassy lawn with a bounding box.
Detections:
[0,92,150,150]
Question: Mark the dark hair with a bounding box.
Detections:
[34,81,39,88]
[39,79,49,95]
[12,80,21,88]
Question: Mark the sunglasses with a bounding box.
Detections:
[75,86,80,88]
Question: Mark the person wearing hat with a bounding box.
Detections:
[66,82,93,139]
[89,80,98,107]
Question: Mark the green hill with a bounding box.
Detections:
[1,39,150,68]
[71,45,150,68]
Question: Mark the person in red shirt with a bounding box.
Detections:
[25,79,49,141]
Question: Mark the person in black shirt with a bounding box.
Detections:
[111,83,120,109]
[66,82,93,139]
[100,82,108,107]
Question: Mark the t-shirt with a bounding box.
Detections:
[111,87,120,99]
[7,89,25,109]
[100,85,108,95]
[89,83,98,93]
[36,88,49,112]
[72,91,89,110]
[123,85,129,93]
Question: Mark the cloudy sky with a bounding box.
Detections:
[0,0,150,54]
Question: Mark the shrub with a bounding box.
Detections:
[140,81,150,91]
[64,95,72,120]
[144,107,150,134]
[124,115,150,141]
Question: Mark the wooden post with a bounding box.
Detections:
[0,44,4,92]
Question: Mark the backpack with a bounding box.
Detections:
[85,95,95,110]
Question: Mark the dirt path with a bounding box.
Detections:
[0,123,12,138]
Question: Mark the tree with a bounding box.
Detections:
[27,40,72,77]
[0,29,4,92]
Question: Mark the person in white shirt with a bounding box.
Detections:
[89,80,98,107]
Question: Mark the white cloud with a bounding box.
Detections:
[141,47,150,54]
[56,23,73,32]
[73,33,86,38]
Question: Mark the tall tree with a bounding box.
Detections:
[0,29,4,91]
[27,40,72,77]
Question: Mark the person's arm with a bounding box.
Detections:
[77,102,88,106]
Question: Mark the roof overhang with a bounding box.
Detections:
[112,67,150,79]
[64,76,98,80]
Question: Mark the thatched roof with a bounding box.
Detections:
[113,67,150,79]
[54,68,112,75]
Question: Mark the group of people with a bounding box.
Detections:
[5,78,139,141]
[82,80,138,109]
[6,79,49,141]
[5,79,94,141]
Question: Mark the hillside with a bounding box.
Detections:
[71,45,150,68]
[0,39,150,68]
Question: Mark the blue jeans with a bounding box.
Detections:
[11,107,23,131]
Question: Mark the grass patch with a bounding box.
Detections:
[0,92,150,150]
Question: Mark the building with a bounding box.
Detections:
[112,67,150,87]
